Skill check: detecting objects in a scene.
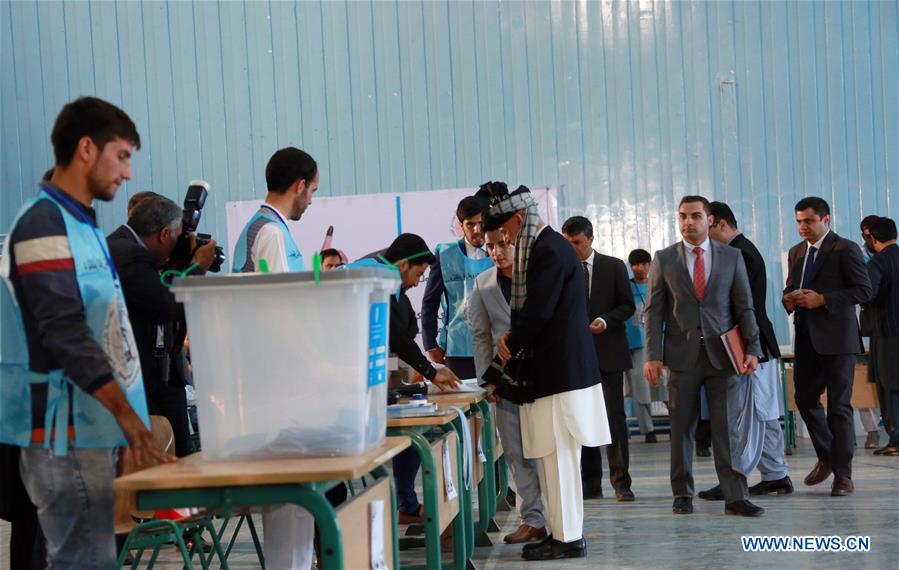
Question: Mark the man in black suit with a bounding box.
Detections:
[698,202,792,501]
[561,216,636,502]
[484,183,610,561]
[783,197,872,496]
[107,195,218,456]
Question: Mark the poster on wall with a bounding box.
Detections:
[225,186,558,349]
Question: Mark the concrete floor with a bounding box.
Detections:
[2,433,897,569]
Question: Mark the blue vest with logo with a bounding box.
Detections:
[435,241,493,357]
[231,207,304,273]
[0,188,150,454]
[345,257,403,299]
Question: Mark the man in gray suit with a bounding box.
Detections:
[467,228,547,544]
[643,195,764,516]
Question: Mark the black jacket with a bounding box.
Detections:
[389,292,437,381]
[507,227,601,399]
[729,233,780,361]
[107,226,195,392]
[783,231,872,355]
[865,243,899,338]
[587,251,635,372]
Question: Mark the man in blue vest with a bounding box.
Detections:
[231,147,319,569]
[1,97,172,568]
[232,147,318,273]
[421,193,494,378]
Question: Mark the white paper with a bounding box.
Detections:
[477,436,486,464]
[369,500,387,570]
[427,378,483,395]
[442,440,457,501]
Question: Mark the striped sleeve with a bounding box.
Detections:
[9,200,114,394]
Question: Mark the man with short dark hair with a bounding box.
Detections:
[863,217,899,456]
[698,201,792,501]
[127,190,161,218]
[231,147,319,273]
[858,214,888,448]
[320,248,344,271]
[108,195,218,457]
[783,197,872,496]
[644,195,764,517]
[421,193,494,378]
[561,215,637,502]
[231,147,320,569]
[1,96,171,567]
[623,248,663,441]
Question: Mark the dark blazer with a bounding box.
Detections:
[729,233,780,361]
[507,227,601,400]
[783,231,872,355]
[107,226,192,391]
[588,251,635,372]
[865,243,899,338]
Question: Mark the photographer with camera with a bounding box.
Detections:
[107,194,218,457]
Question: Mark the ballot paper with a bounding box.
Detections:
[369,500,387,570]
[427,378,483,395]
[477,437,486,464]
[443,440,458,500]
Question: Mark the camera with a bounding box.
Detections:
[169,180,226,273]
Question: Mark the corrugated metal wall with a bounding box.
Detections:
[2,0,897,342]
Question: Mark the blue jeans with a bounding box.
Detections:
[392,448,421,515]
[20,446,117,569]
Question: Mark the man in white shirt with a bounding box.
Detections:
[231,147,319,569]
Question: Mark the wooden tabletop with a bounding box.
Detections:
[386,407,461,428]
[114,436,411,493]
[424,390,486,406]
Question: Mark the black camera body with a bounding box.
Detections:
[169,180,226,273]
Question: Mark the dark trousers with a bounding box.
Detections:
[695,420,712,449]
[392,448,421,514]
[581,371,631,492]
[888,390,899,447]
[445,357,476,380]
[1,445,46,569]
[669,350,748,502]
[147,382,191,458]
[793,329,856,477]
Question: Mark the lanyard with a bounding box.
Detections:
[260,204,288,227]
[40,184,119,282]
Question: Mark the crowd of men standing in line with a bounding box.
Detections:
[1,95,897,568]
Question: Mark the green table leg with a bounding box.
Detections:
[494,454,509,512]
[390,428,445,570]
[474,401,497,546]
[448,416,474,566]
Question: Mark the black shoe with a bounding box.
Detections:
[645,431,658,443]
[522,537,586,561]
[615,488,636,502]
[673,497,693,514]
[725,500,765,517]
[696,446,711,457]
[697,484,725,501]
[582,478,603,499]
[749,476,794,496]
[522,534,554,552]
[873,444,899,456]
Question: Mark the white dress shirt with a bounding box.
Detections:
[464,238,488,260]
[683,236,712,284]
[800,229,830,287]
[252,204,291,273]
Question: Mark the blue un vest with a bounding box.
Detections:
[231,207,305,273]
[625,280,647,350]
[0,187,150,454]
[344,257,402,299]
[435,241,493,357]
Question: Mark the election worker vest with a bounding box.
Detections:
[0,186,149,455]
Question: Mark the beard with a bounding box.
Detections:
[87,169,120,202]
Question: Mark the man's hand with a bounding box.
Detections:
[742,354,760,375]
[782,291,797,312]
[643,360,663,387]
[589,318,607,335]
[432,367,461,391]
[118,412,178,468]
[794,289,826,309]
[190,235,218,272]
[428,347,446,365]
[497,331,512,363]
[93,381,176,467]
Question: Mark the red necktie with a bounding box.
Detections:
[693,246,706,300]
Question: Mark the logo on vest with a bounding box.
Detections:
[104,297,140,390]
